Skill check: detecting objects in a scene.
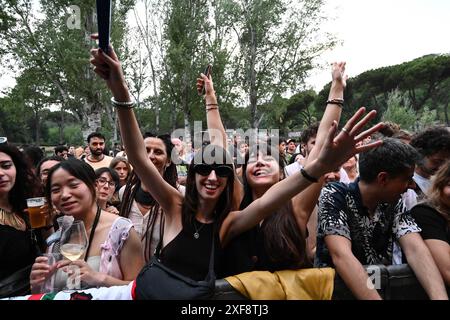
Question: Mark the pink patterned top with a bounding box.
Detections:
[99,217,134,279]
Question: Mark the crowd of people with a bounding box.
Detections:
[0,46,449,300]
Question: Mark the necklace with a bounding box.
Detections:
[0,207,26,231]
[193,219,207,240]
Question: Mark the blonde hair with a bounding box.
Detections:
[425,160,450,225]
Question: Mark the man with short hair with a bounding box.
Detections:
[278,138,288,167]
[284,123,319,176]
[315,138,448,300]
[54,145,69,159]
[84,132,113,170]
[410,127,450,199]
[285,138,297,163]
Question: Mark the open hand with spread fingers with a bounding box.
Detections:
[316,107,384,173]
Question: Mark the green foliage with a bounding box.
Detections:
[46,124,83,146]
[382,90,416,130]
[416,106,437,131]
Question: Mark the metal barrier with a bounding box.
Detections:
[212,264,448,300]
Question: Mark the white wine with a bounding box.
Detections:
[60,244,85,261]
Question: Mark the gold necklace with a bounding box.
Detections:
[0,208,26,231]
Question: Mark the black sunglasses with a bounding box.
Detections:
[193,164,233,177]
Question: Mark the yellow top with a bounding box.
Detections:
[225,268,335,300]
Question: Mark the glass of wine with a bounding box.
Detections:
[59,220,88,290]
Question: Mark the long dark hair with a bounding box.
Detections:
[119,133,177,261]
[182,145,234,230]
[0,144,41,217]
[240,143,307,269]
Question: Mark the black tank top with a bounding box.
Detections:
[0,225,37,280]
[160,220,223,281]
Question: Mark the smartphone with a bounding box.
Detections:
[198,64,212,96]
[96,0,112,54]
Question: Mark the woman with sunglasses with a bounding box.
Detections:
[95,167,120,215]
[197,62,370,273]
[118,132,182,263]
[90,45,382,288]
[29,159,144,293]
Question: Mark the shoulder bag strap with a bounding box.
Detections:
[84,206,102,262]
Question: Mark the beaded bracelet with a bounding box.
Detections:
[326,98,344,107]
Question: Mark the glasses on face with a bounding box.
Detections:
[0,137,7,144]
[96,177,116,188]
[193,164,233,178]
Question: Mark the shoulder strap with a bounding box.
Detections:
[84,206,101,261]
[154,217,216,280]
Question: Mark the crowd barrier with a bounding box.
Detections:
[212,264,449,300]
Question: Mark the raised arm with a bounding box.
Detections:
[89,44,182,220]
[292,62,347,228]
[197,73,244,209]
[196,74,227,149]
[220,108,384,244]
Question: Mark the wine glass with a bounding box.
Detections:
[60,220,88,261]
[59,220,88,290]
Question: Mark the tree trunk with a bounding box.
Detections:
[81,100,102,141]
[249,26,258,128]
[444,102,449,126]
[34,107,40,146]
[171,104,177,132]
[59,104,65,144]
[181,73,191,142]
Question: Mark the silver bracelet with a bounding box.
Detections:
[111,97,136,108]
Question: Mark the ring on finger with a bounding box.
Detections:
[341,127,350,135]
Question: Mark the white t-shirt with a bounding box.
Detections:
[413,173,431,194]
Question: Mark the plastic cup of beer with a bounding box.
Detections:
[26,197,46,229]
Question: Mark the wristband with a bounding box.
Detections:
[300,168,319,183]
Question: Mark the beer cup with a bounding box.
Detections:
[26,197,46,228]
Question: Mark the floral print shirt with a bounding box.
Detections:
[314,181,421,267]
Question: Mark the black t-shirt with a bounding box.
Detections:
[410,204,450,244]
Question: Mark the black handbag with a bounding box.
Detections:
[0,264,33,299]
[0,228,42,299]
[134,223,216,300]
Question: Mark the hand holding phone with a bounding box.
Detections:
[197,64,212,96]
[96,0,112,54]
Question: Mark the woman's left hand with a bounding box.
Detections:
[67,260,105,287]
[196,73,215,97]
[90,35,130,102]
[316,107,384,173]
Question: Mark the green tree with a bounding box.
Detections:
[0,0,134,144]
[381,89,416,131]
[219,0,337,128]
